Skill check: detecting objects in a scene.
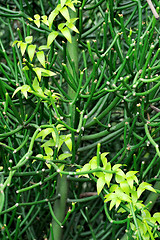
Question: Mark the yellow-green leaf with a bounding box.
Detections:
[58,23,66,31]
[21,85,31,99]
[41,139,55,148]
[36,51,46,68]
[41,15,49,26]
[25,36,33,44]
[41,69,56,77]
[34,19,40,28]
[48,9,59,29]
[12,86,22,98]
[137,182,156,198]
[97,176,105,195]
[36,128,54,141]
[39,45,50,50]
[12,40,19,47]
[34,14,40,20]
[33,67,42,81]
[61,27,71,42]
[120,181,130,195]
[60,6,70,22]
[64,135,72,151]
[153,212,160,224]
[89,156,97,170]
[79,163,90,178]
[47,31,59,47]
[60,0,66,7]
[44,146,53,156]
[20,42,27,56]
[66,22,79,33]
[105,173,112,188]
[58,153,72,160]
[66,1,76,11]
[32,77,40,91]
[28,44,36,61]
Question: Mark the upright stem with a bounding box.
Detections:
[67,10,79,125]
[50,175,68,240]
[50,9,79,240]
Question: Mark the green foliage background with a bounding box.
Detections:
[0,0,160,239]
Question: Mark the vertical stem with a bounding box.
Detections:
[67,10,79,125]
[50,175,68,240]
[50,9,79,240]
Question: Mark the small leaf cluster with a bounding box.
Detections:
[12,36,56,81]
[130,210,160,240]
[28,0,79,43]
[12,0,78,84]
[12,77,59,101]
[35,124,72,169]
[77,150,160,238]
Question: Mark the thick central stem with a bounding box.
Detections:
[50,9,79,240]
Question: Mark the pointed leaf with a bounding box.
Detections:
[101,157,107,169]
[104,162,112,187]
[33,67,42,81]
[32,77,40,91]
[64,135,72,151]
[48,9,59,29]
[120,181,130,195]
[41,139,55,148]
[104,192,115,202]
[17,41,22,48]
[36,51,46,67]
[61,27,72,43]
[28,17,33,21]
[39,45,50,50]
[66,1,76,11]
[112,164,122,171]
[126,171,138,177]
[58,23,66,31]
[60,0,66,7]
[60,6,70,22]
[34,19,40,28]
[12,86,22,98]
[58,153,72,160]
[97,176,105,195]
[41,15,49,26]
[12,40,19,46]
[81,163,90,172]
[115,169,126,183]
[36,128,54,141]
[131,188,138,203]
[153,212,160,224]
[89,156,97,170]
[116,188,131,202]
[47,31,59,47]
[115,199,121,209]
[137,182,156,198]
[79,163,91,177]
[25,36,33,44]
[41,69,56,77]
[66,22,79,33]
[56,124,66,131]
[34,14,40,20]
[110,184,118,193]
[109,198,117,210]
[28,44,36,61]
[44,146,53,156]
[21,85,31,99]
[20,42,27,56]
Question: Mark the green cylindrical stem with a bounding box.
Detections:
[50,175,68,240]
